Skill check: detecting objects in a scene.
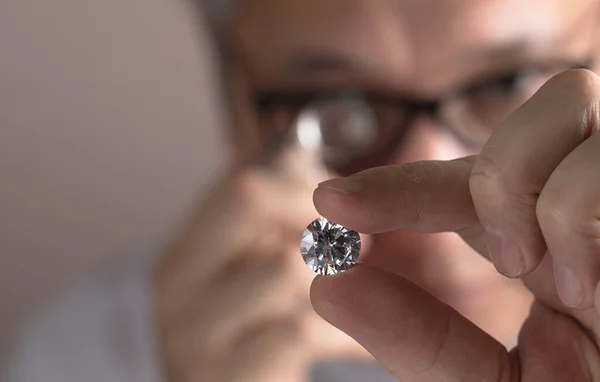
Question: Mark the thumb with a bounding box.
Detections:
[310,265,516,382]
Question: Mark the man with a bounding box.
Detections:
[161,0,597,380]
[7,0,600,381]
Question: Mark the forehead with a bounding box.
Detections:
[232,0,597,93]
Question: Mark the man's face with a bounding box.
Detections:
[227,0,600,342]
[230,0,598,159]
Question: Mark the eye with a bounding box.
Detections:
[469,68,543,102]
[439,64,572,150]
[255,90,413,175]
[461,66,558,128]
[297,97,378,150]
[293,93,410,176]
[294,96,378,173]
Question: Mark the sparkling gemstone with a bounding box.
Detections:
[300,216,361,275]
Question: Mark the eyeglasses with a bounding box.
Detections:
[255,60,591,176]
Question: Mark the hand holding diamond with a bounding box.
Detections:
[154,163,367,381]
[310,70,600,381]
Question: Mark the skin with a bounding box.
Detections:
[312,68,600,381]
[156,0,600,381]
[229,0,599,338]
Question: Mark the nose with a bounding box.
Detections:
[392,115,469,165]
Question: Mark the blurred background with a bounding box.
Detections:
[0,0,226,356]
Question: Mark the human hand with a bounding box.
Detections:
[154,166,318,382]
[310,69,600,381]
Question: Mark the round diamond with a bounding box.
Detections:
[300,216,361,275]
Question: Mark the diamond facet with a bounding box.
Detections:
[300,216,361,275]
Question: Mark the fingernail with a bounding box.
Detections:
[485,228,523,278]
[554,262,585,308]
[318,177,366,194]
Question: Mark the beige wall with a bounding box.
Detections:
[0,0,227,353]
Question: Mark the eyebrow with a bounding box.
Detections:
[478,40,532,61]
[283,50,370,75]
[282,40,535,79]
[271,35,589,97]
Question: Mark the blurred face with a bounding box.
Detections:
[227,0,600,344]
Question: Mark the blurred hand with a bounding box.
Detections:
[154,144,369,382]
[154,166,317,382]
[311,69,600,381]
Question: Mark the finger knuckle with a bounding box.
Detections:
[547,69,600,105]
[536,187,574,235]
[469,155,505,202]
[538,189,600,254]
[471,155,540,215]
[540,69,600,138]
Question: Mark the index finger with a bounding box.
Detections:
[313,156,479,235]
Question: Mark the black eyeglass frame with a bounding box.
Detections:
[254,61,592,175]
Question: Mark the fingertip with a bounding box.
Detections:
[309,265,405,331]
[309,267,370,331]
[312,183,367,231]
[483,227,545,279]
[558,257,600,311]
[308,275,326,310]
[553,261,598,310]
[317,177,367,195]
[313,179,357,204]
[311,184,330,216]
[309,273,342,322]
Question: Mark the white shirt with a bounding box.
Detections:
[4,255,396,382]
[4,257,163,382]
